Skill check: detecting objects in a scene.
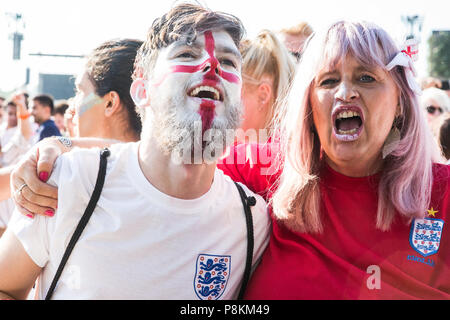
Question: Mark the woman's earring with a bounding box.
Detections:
[382,126,401,159]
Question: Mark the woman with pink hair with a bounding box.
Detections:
[8,20,450,299]
[221,20,449,299]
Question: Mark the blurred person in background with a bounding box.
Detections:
[420,77,450,99]
[420,87,450,126]
[71,38,142,141]
[420,76,443,90]
[237,30,296,143]
[0,101,19,237]
[0,97,5,128]
[31,95,61,144]
[279,22,313,61]
[62,99,77,138]
[438,115,450,164]
[429,113,450,164]
[0,101,19,167]
[0,94,34,167]
[53,102,69,136]
[0,94,34,237]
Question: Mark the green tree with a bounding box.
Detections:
[428,31,450,79]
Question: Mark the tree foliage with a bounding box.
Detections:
[428,31,450,79]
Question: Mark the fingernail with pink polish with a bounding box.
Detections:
[39,172,49,182]
[26,214,34,219]
[45,210,55,217]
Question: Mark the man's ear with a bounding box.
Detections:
[130,79,150,107]
[104,91,121,118]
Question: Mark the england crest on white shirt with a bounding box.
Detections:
[194,254,231,300]
[409,218,444,257]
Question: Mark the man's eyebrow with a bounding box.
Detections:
[215,45,241,59]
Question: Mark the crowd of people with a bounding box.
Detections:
[0,2,448,300]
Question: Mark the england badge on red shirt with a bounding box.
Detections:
[410,218,444,257]
[194,254,231,300]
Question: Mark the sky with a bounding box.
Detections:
[1,0,449,93]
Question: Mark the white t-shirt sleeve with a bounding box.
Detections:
[9,208,51,267]
[8,147,101,268]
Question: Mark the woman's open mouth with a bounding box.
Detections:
[332,106,364,141]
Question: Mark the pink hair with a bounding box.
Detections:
[271,20,442,233]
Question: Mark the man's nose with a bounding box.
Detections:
[202,58,220,76]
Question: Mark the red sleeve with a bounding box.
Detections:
[431,163,450,208]
[217,142,281,200]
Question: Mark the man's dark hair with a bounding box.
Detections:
[6,101,17,108]
[86,38,143,138]
[134,2,245,79]
[33,94,54,113]
[54,102,69,116]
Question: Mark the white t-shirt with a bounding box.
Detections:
[9,142,270,300]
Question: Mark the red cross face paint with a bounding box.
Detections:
[148,30,242,136]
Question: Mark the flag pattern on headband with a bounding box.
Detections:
[402,39,419,62]
[385,38,422,96]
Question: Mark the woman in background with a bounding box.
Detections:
[237,30,296,143]
[420,87,450,126]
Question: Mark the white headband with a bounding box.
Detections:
[385,41,422,96]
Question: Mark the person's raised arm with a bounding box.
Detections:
[12,93,33,141]
[11,136,120,218]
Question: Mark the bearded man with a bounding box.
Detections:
[0,3,269,300]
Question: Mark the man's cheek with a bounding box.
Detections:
[225,82,242,104]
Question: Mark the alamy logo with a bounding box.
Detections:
[194,254,231,300]
[366,265,381,290]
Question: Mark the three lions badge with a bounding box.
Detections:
[410,216,444,257]
[194,254,231,300]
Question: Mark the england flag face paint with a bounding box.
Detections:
[148,30,242,136]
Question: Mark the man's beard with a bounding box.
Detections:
[147,89,241,164]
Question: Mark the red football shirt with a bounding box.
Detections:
[218,143,450,299]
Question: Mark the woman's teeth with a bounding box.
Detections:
[336,110,360,119]
[338,128,358,134]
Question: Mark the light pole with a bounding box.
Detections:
[6,12,25,60]
[401,15,424,41]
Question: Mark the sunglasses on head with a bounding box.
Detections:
[426,105,443,114]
